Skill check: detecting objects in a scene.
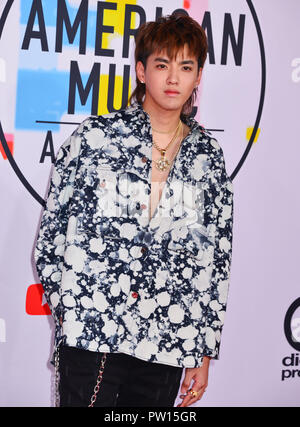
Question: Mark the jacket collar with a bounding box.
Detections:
[126,102,204,142]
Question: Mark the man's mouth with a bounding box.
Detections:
[164,90,180,96]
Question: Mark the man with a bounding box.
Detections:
[34,14,234,408]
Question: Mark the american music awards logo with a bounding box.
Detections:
[0,0,266,208]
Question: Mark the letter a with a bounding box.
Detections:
[22,0,49,51]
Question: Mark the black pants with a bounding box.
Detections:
[59,346,183,407]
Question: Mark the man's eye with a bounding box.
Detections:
[157,64,167,69]
[183,66,192,71]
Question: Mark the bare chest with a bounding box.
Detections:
[149,148,175,220]
[148,123,190,220]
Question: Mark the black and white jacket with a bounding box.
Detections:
[34,102,234,368]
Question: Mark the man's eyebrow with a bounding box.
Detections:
[153,57,195,65]
[154,57,170,63]
[180,60,195,65]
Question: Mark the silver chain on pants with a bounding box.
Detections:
[54,348,107,407]
[88,353,107,407]
[54,349,60,407]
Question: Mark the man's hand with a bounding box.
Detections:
[177,356,211,407]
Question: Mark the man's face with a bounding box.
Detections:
[136,44,202,114]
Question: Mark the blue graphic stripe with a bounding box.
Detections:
[15,69,92,131]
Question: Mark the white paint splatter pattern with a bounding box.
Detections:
[34,103,234,368]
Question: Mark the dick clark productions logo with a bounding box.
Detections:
[282,298,300,381]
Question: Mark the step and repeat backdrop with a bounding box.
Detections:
[0,0,299,406]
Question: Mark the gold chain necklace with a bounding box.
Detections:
[152,121,183,172]
[152,123,180,134]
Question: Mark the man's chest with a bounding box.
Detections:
[73,128,213,231]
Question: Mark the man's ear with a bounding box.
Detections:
[196,68,203,87]
[136,61,146,83]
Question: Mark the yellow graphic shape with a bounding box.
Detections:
[101,0,137,49]
[98,74,131,116]
[246,126,260,143]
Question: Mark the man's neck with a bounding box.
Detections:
[142,98,182,134]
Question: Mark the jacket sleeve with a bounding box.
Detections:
[33,124,84,325]
[203,148,234,359]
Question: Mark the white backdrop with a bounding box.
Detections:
[1,0,300,406]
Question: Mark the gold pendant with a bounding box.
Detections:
[155,150,170,172]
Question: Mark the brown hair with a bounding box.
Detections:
[129,14,208,116]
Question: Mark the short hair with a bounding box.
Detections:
[129,14,208,116]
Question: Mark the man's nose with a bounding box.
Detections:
[166,66,179,84]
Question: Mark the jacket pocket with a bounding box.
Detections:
[72,165,148,220]
[167,226,215,263]
[76,213,139,240]
[94,166,127,218]
[73,166,141,240]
